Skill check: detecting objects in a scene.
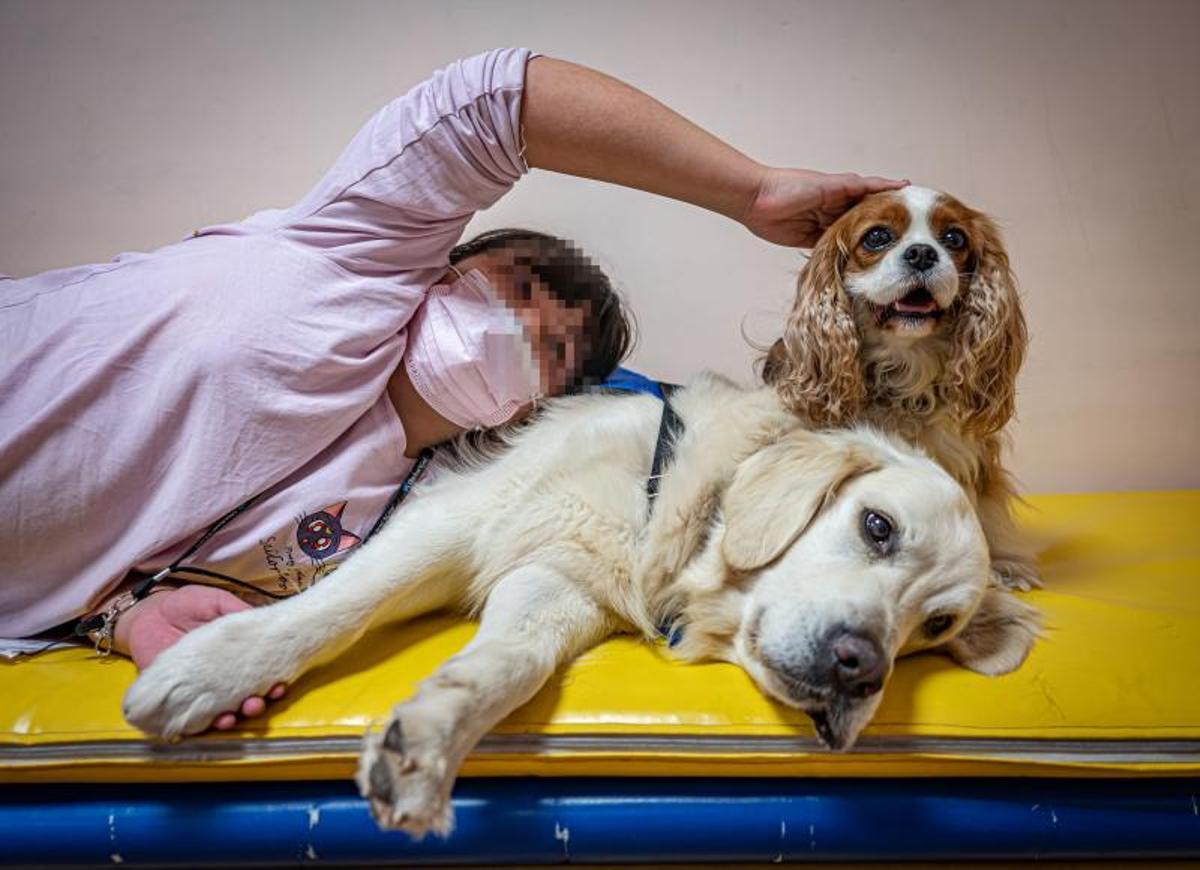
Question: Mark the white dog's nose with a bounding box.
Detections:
[830,630,886,698]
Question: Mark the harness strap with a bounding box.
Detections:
[646,382,684,509]
[646,382,686,646]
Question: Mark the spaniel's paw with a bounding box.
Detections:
[990,559,1042,592]
[357,705,457,837]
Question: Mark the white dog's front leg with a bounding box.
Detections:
[357,564,611,838]
[123,501,471,738]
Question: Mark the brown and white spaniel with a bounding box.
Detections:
[763,186,1036,590]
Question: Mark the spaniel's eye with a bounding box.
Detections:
[862,226,895,251]
[941,228,968,251]
[923,614,956,639]
[861,509,894,553]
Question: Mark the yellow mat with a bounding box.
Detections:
[3,491,1198,783]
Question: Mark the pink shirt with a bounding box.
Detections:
[0,48,534,636]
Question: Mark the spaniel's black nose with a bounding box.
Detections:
[903,243,939,272]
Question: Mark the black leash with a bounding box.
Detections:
[54,387,670,651]
[68,448,435,644]
[366,448,433,540]
[72,492,280,642]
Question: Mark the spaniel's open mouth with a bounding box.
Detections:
[872,287,943,326]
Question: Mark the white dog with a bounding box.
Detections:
[123,373,1039,837]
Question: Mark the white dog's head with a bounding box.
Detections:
[673,426,1039,750]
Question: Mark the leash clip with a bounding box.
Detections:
[76,590,138,655]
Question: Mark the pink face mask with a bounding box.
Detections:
[403,268,543,430]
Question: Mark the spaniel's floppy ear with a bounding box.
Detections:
[943,212,1028,436]
[721,431,878,573]
[762,229,866,428]
[946,587,1041,675]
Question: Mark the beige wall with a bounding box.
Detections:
[2,0,1197,493]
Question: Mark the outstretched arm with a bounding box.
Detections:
[522,56,906,248]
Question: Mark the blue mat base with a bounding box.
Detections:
[3,777,1199,865]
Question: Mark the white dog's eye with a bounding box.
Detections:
[861,226,895,251]
[923,613,956,638]
[861,509,895,554]
[940,228,968,251]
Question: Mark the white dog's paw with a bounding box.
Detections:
[990,559,1042,592]
[122,609,281,738]
[356,704,459,838]
[123,647,236,738]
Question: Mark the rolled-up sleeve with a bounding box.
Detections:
[276,48,535,276]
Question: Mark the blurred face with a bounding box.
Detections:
[447,249,586,399]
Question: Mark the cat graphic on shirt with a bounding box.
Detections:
[259,501,363,593]
[297,499,361,567]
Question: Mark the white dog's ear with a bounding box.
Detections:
[721,431,877,573]
[947,588,1041,675]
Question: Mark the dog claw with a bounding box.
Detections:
[384,718,405,753]
[368,757,393,802]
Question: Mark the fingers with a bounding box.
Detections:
[210,696,264,731]
[827,172,908,203]
[857,174,909,192]
[210,684,287,731]
[214,592,255,618]
[745,167,909,248]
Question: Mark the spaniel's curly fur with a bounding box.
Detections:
[762,186,1036,589]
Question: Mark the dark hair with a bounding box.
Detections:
[448,229,635,390]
